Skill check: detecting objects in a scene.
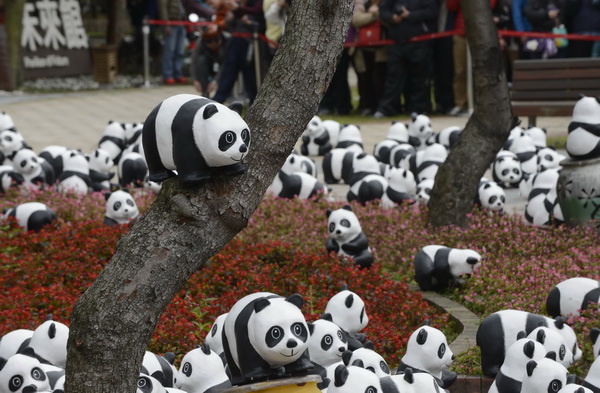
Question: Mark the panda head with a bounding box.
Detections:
[26,317,69,369]
[192,102,250,167]
[422,143,448,163]
[528,327,574,368]
[521,358,568,393]
[550,316,582,363]
[416,179,434,205]
[342,347,390,377]
[492,151,522,186]
[402,326,454,378]
[327,364,381,393]
[352,154,380,176]
[478,181,506,213]
[137,373,166,393]
[531,168,560,190]
[247,294,309,368]
[408,114,432,138]
[305,116,325,137]
[144,176,162,194]
[525,126,547,149]
[0,130,25,155]
[556,385,594,393]
[537,148,566,172]
[88,148,114,173]
[307,318,347,367]
[62,151,89,175]
[175,344,230,393]
[323,287,368,334]
[281,153,316,177]
[0,165,24,194]
[103,120,127,140]
[501,338,547,377]
[571,95,600,125]
[385,167,417,194]
[0,354,51,393]
[105,190,139,224]
[12,149,41,176]
[205,313,228,356]
[390,368,442,393]
[387,122,409,143]
[326,206,363,244]
[591,328,600,359]
[339,124,363,144]
[447,248,482,282]
[389,143,415,167]
[125,122,144,146]
[0,112,15,132]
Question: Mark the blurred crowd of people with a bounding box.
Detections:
[138,0,600,115]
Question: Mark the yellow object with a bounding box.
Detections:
[222,376,321,393]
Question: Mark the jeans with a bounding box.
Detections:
[162,25,185,80]
[213,37,258,105]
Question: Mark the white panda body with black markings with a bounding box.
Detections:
[381,167,417,208]
[0,129,28,165]
[416,179,434,205]
[524,168,561,227]
[322,149,356,185]
[385,368,442,393]
[346,173,388,205]
[325,206,373,268]
[566,95,600,160]
[300,116,340,156]
[582,356,600,393]
[38,145,69,177]
[205,313,228,357]
[558,385,595,393]
[492,150,523,189]
[4,202,57,233]
[104,190,139,226]
[428,126,462,150]
[21,318,69,369]
[342,347,390,377]
[527,327,574,368]
[0,330,33,360]
[0,165,24,194]
[142,94,250,183]
[118,151,148,188]
[0,353,52,393]
[141,351,177,389]
[281,153,317,178]
[222,292,313,385]
[521,358,568,393]
[525,126,548,150]
[505,130,538,176]
[397,326,456,389]
[407,113,433,151]
[416,143,447,183]
[0,112,15,132]
[537,147,566,172]
[388,143,415,168]
[175,344,231,393]
[99,120,126,164]
[413,245,482,292]
[323,288,369,335]
[336,124,364,154]
[488,338,547,393]
[57,151,91,195]
[87,148,115,191]
[307,319,348,368]
[269,171,327,200]
[12,149,55,188]
[476,180,506,213]
[476,309,582,378]
[327,364,382,393]
[546,277,600,319]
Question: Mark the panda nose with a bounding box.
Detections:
[336,230,341,234]
[239,144,247,153]
[451,355,455,360]
[22,386,37,393]
[287,339,297,348]
[338,346,345,353]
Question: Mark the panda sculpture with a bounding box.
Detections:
[427,126,462,150]
[11,149,56,188]
[322,287,369,351]
[520,358,569,393]
[558,385,595,393]
[0,330,33,360]
[0,353,53,393]
[388,143,416,168]
[373,122,409,163]
[413,245,482,292]
[104,190,140,226]
[118,151,148,188]
[174,344,231,393]
[381,167,417,208]
[347,173,388,205]
[476,309,582,377]
[384,368,442,393]
[21,317,69,369]
[204,313,228,357]
[125,122,144,147]
[326,364,382,393]
[396,325,457,389]
[475,180,506,214]
[0,129,30,165]
[99,120,126,165]
[87,148,115,191]
[270,170,327,200]
[57,151,91,194]
[142,94,250,183]
[505,128,538,176]
[416,179,435,205]
[525,126,548,150]
[4,202,57,232]
[282,152,317,178]
[592,327,600,359]
[582,356,600,393]
[566,95,600,160]
[141,351,177,388]
[527,327,574,369]
[325,206,373,269]
[524,168,561,227]
[488,337,547,393]
[307,318,348,369]
[0,165,24,194]
[221,292,313,385]
[348,154,384,185]
[537,147,566,172]
[407,113,433,151]
[341,347,390,377]
[492,150,523,189]
[0,111,15,132]
[322,149,356,185]
[416,143,447,182]
[300,116,340,156]
[38,145,70,177]
[336,124,364,153]
[546,277,600,318]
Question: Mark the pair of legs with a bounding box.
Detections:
[162,25,185,81]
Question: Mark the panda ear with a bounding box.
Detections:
[228,102,244,115]
[526,360,537,377]
[546,351,557,361]
[307,323,315,335]
[254,298,271,313]
[0,357,6,371]
[342,205,353,212]
[364,341,375,350]
[403,367,414,384]
[104,192,112,201]
[567,374,578,385]
[345,294,354,309]
[420,319,431,327]
[203,104,219,120]
[578,93,586,100]
[321,313,333,322]
[201,343,211,355]
[285,293,304,309]
[483,183,491,189]
[46,314,53,321]
[411,113,418,122]
[517,330,527,340]
[591,327,600,344]
[466,257,479,265]
[326,209,333,218]
[163,352,176,364]
[535,329,546,345]
[342,350,353,366]
[352,359,364,368]
[392,121,397,125]
[21,347,36,357]
[523,340,535,359]
[48,323,56,339]
[334,364,349,387]
[554,317,565,329]
[596,96,600,104]
[416,328,428,345]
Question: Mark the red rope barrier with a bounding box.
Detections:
[498,30,600,42]
[147,19,213,27]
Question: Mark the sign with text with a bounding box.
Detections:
[21,0,92,79]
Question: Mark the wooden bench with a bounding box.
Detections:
[511,57,600,126]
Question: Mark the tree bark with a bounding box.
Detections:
[106,0,127,46]
[4,0,26,90]
[64,1,353,392]
[427,0,516,227]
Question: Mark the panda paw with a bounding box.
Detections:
[148,170,176,183]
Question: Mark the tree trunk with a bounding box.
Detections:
[427,0,516,227]
[106,0,127,46]
[4,0,26,90]
[64,1,353,392]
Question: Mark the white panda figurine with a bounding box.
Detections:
[175,344,231,393]
[488,337,548,393]
[558,385,595,393]
[505,128,538,176]
[118,151,148,188]
[87,148,115,191]
[336,124,364,154]
[322,287,369,351]
[57,151,91,195]
[38,145,70,177]
[326,364,382,393]
[0,165,24,194]
[322,149,356,185]
[0,129,29,165]
[11,149,55,188]
[407,113,433,151]
[0,330,33,360]
[300,116,340,157]
[20,317,69,369]
[0,111,15,132]
[416,178,435,205]
[137,373,168,393]
[582,356,600,393]
[525,126,548,150]
[103,190,140,226]
[527,327,574,369]
[346,173,388,205]
[222,292,313,385]
[566,95,600,160]
[520,358,569,393]
[416,143,447,183]
[476,309,582,378]
[141,351,177,389]
[125,122,144,147]
[281,152,317,178]
[524,168,561,227]
[546,277,600,319]
[428,126,462,150]
[269,170,327,200]
[385,368,443,393]
[373,122,409,164]
[388,143,416,168]
[475,180,506,214]
[537,147,566,172]
[348,154,383,185]
[142,94,250,183]
[4,202,57,232]
[341,347,390,377]
[204,313,228,357]
[325,206,373,269]
[492,150,523,189]
[307,318,348,368]
[99,120,126,165]
[413,245,482,292]
[592,328,600,360]
[381,167,417,208]
[396,325,456,389]
[0,353,53,393]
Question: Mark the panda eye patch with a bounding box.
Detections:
[337,330,346,343]
[438,343,446,359]
[380,361,390,374]
[126,199,135,207]
[241,129,250,145]
[321,334,333,350]
[10,375,23,391]
[219,131,237,151]
[182,362,192,377]
[329,223,335,233]
[549,380,562,393]
[266,326,284,348]
[502,169,509,176]
[5,136,12,142]
[559,345,565,360]
[501,196,505,203]
[31,367,45,381]
[211,323,218,337]
[513,168,520,174]
[365,386,377,393]
[340,219,350,228]
[291,322,308,341]
[114,202,122,211]
[490,196,497,204]
[138,377,148,388]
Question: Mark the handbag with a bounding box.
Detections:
[553,25,568,48]
[357,21,382,46]
[523,37,558,58]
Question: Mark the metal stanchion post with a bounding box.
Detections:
[466,42,473,114]
[143,18,151,88]
[252,25,262,90]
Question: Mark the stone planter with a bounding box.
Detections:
[557,157,600,231]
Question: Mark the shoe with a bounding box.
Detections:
[372,111,387,119]
[457,109,472,117]
[317,108,331,116]
[447,106,463,116]
[360,108,373,116]
[177,77,187,84]
[164,78,176,85]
